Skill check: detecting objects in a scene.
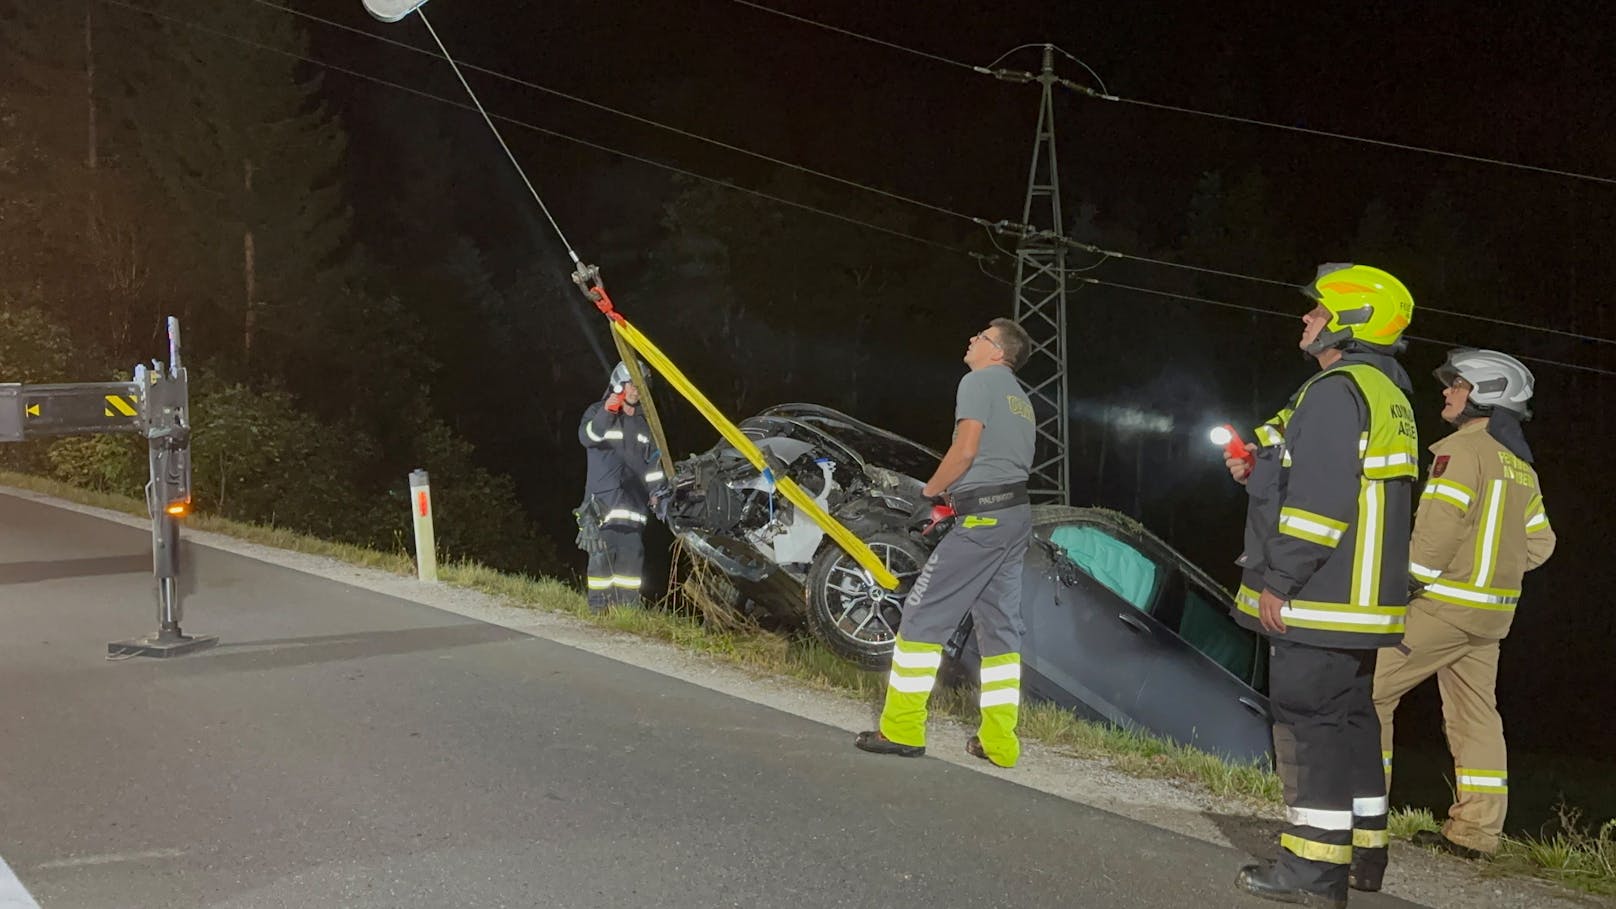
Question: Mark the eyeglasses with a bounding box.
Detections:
[971,332,1003,351]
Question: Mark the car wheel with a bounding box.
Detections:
[804,530,929,670]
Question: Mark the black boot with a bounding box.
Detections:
[1235,862,1347,908]
[1412,829,1488,861]
[1347,861,1382,892]
[853,730,924,757]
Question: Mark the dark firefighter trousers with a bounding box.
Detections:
[586,526,645,611]
[1269,638,1389,898]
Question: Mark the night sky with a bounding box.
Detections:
[277,0,1613,814]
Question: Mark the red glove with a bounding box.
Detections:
[605,392,625,414]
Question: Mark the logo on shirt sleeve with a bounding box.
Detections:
[1430,455,1450,478]
[1008,395,1035,423]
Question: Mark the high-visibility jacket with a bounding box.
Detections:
[579,398,662,530]
[1236,356,1420,649]
[1408,420,1555,639]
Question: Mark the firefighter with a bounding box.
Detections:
[576,360,663,611]
[1372,349,1554,861]
[853,317,1036,768]
[1226,264,1419,906]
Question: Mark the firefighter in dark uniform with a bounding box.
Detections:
[1226,264,1419,907]
[576,360,663,611]
[853,317,1037,768]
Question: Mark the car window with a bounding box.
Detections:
[1175,582,1263,688]
[1047,525,1159,612]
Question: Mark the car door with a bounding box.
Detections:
[1131,568,1274,766]
[1020,525,1170,729]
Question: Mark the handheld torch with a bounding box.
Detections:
[1209,424,1255,467]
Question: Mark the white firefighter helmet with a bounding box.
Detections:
[1434,348,1535,416]
[609,360,651,394]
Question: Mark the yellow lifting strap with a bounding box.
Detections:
[608,318,900,591]
[609,326,676,484]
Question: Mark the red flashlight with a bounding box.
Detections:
[1209,424,1254,464]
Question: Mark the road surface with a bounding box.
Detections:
[0,490,1425,908]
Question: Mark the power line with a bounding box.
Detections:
[98,0,966,255]
[1096,96,1616,188]
[1079,277,1616,378]
[726,0,1615,187]
[112,0,1616,355]
[723,0,980,73]
[246,0,979,225]
[1067,242,1616,347]
[256,0,1616,348]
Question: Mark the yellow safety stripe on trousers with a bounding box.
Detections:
[887,637,943,694]
[1236,585,1405,634]
[1278,506,1348,548]
[879,635,940,747]
[586,576,613,590]
[609,576,642,589]
[978,652,1021,708]
[1421,578,1519,610]
[1421,477,1475,512]
[976,651,1022,766]
[609,319,897,589]
[1471,478,1507,589]
[1350,478,1386,607]
[1456,768,1508,794]
[1381,751,1393,773]
[1354,829,1390,848]
[1280,833,1352,865]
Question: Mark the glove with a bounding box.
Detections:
[605,392,625,414]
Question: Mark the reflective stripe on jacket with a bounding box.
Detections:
[1237,361,1419,649]
[1408,420,1555,639]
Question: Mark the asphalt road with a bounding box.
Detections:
[0,491,1426,908]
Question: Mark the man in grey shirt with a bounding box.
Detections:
[855,317,1036,767]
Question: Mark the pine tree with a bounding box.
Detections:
[119,0,353,380]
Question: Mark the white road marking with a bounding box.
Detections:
[35,848,186,870]
[0,854,42,909]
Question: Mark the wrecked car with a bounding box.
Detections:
[660,403,1273,764]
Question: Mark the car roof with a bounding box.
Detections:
[753,404,944,476]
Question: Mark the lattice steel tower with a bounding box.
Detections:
[1011,45,1070,504]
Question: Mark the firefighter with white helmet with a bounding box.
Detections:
[1371,348,1555,863]
[575,360,663,610]
[1227,263,1419,906]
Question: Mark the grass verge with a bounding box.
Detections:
[4,470,1611,898]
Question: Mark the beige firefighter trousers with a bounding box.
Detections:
[1373,598,1508,854]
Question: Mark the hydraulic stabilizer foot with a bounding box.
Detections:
[107,571,215,659]
[107,628,218,659]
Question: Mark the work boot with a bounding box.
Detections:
[1412,830,1488,861]
[853,730,924,757]
[1346,860,1382,892]
[1234,862,1347,908]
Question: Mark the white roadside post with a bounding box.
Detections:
[409,469,438,583]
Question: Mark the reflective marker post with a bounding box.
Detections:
[409,469,438,583]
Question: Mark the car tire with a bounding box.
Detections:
[804,530,930,670]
